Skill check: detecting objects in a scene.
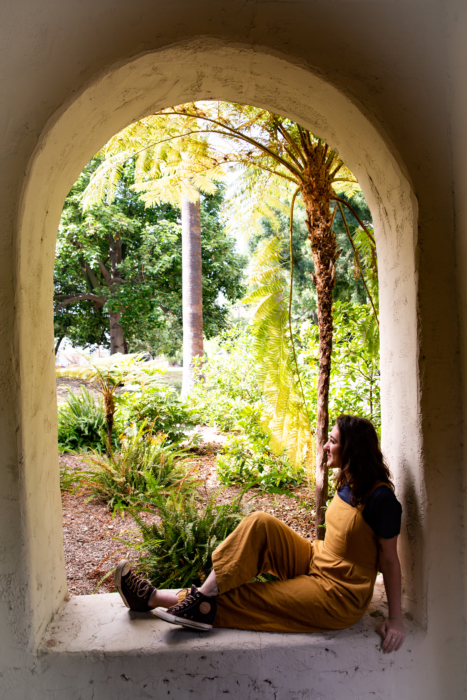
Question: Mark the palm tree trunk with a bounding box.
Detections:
[301,177,337,540]
[103,391,115,456]
[109,310,125,354]
[181,192,204,398]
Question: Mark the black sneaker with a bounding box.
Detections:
[155,584,217,630]
[115,560,155,613]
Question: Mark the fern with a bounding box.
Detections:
[80,423,192,514]
[243,237,315,483]
[128,490,245,588]
[57,387,110,453]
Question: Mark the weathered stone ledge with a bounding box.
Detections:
[26,582,421,700]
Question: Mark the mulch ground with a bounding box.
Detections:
[60,444,316,596]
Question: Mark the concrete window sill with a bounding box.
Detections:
[37,580,418,699]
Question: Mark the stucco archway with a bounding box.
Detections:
[16,38,420,647]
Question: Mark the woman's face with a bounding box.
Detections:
[324,424,342,471]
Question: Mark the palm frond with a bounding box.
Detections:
[82,114,224,209]
[242,237,315,482]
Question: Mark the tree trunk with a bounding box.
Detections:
[180,192,204,398]
[109,310,125,354]
[301,169,337,540]
[55,336,64,356]
[103,391,115,456]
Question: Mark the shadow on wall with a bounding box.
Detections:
[399,465,424,626]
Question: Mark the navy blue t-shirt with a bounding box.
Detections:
[337,482,402,539]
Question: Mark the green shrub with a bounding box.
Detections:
[130,490,246,588]
[187,330,307,488]
[298,301,380,434]
[118,385,199,444]
[187,328,261,430]
[80,425,193,514]
[217,433,304,493]
[213,401,304,493]
[57,387,116,453]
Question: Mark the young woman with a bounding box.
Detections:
[115,415,405,654]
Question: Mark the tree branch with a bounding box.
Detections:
[296,124,311,160]
[83,262,102,290]
[276,123,307,168]
[330,162,344,180]
[155,111,304,179]
[97,261,111,285]
[54,293,105,313]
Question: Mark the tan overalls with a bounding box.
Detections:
[212,483,385,632]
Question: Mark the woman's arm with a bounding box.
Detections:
[378,536,405,654]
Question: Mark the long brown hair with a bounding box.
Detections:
[334,415,393,505]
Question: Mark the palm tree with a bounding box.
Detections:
[142,102,375,537]
[84,105,377,537]
[180,192,204,397]
[57,354,142,453]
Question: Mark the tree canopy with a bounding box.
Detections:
[54,158,246,358]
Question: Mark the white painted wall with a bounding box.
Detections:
[0,1,465,697]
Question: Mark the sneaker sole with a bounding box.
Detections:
[115,560,132,608]
[155,607,213,631]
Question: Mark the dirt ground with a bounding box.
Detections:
[58,380,316,596]
[57,377,101,405]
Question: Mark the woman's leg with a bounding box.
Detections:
[212,510,313,593]
[115,560,179,612]
[156,511,322,632]
[209,510,342,633]
[149,589,179,608]
[198,569,219,596]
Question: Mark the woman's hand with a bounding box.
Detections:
[380,617,405,654]
[378,537,405,653]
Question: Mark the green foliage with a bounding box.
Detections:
[188,328,261,430]
[217,434,304,492]
[250,191,373,324]
[243,237,314,473]
[80,426,191,515]
[57,353,152,395]
[216,402,304,493]
[55,158,246,355]
[187,327,306,491]
[57,354,157,447]
[129,490,246,588]
[83,113,224,210]
[59,463,86,492]
[57,387,115,453]
[108,102,359,243]
[298,301,380,433]
[332,192,374,305]
[118,385,199,444]
[330,301,380,430]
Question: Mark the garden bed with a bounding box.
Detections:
[60,444,316,596]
